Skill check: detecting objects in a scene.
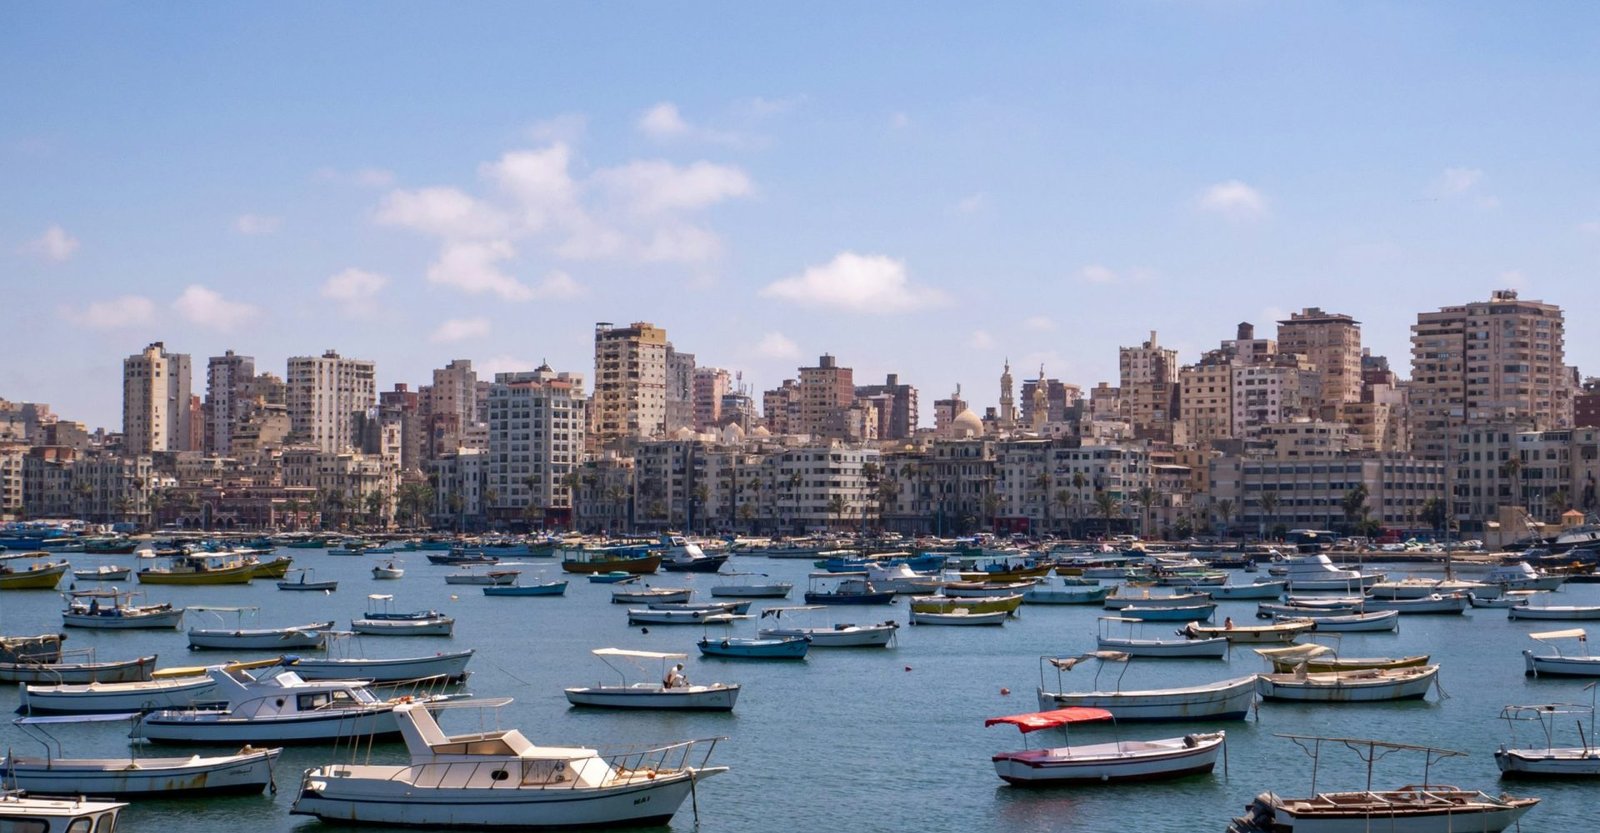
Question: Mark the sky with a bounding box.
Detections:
[4,2,1599,431]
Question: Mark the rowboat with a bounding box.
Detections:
[277,569,337,591]
[1228,735,1538,833]
[71,565,132,582]
[755,606,899,648]
[1184,620,1313,644]
[1278,610,1400,633]
[626,608,736,626]
[443,568,520,586]
[1258,601,1362,618]
[0,713,281,797]
[0,554,70,590]
[697,634,810,659]
[1096,617,1229,659]
[483,580,568,596]
[611,587,693,605]
[370,561,404,580]
[1103,590,1210,610]
[285,638,474,683]
[1120,602,1216,622]
[1208,580,1287,600]
[942,579,1037,598]
[564,648,739,710]
[648,600,753,614]
[1036,653,1258,721]
[1255,665,1440,702]
[1255,645,1430,674]
[1509,602,1600,621]
[20,674,216,714]
[709,572,793,598]
[987,706,1225,786]
[1362,593,1468,615]
[187,607,335,650]
[587,570,638,584]
[909,608,1009,626]
[290,699,728,829]
[909,593,1022,616]
[1522,628,1600,677]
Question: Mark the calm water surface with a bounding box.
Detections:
[1,551,1593,832]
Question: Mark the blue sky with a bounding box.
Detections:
[4,3,1598,430]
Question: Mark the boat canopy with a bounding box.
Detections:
[1047,651,1129,670]
[368,594,394,601]
[1254,644,1334,661]
[592,648,687,660]
[1531,628,1587,641]
[190,605,260,613]
[985,707,1113,732]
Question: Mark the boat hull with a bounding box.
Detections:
[1495,746,1600,777]
[909,609,1008,625]
[20,677,216,714]
[564,685,739,711]
[1120,603,1216,622]
[0,563,69,590]
[137,565,257,585]
[709,583,792,598]
[292,765,699,830]
[136,707,401,744]
[1022,586,1114,604]
[187,622,334,650]
[1237,792,1537,833]
[483,582,568,596]
[1255,667,1438,702]
[0,654,157,684]
[1037,676,1258,721]
[697,636,809,658]
[1096,636,1229,659]
[1207,582,1286,600]
[560,555,661,575]
[758,625,896,647]
[0,749,280,798]
[803,591,895,605]
[1508,605,1600,620]
[993,733,1224,785]
[62,609,185,629]
[289,650,474,683]
[1523,650,1600,677]
[351,618,454,636]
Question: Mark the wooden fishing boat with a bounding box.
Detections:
[1036,653,1258,721]
[987,706,1225,785]
[909,608,1009,625]
[1255,665,1440,702]
[1255,645,1429,674]
[1096,617,1229,659]
[1185,620,1313,644]
[0,554,70,590]
[1494,701,1600,777]
[137,554,256,585]
[909,593,1022,615]
[1522,628,1600,677]
[483,580,568,597]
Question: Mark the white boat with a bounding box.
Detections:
[371,561,404,580]
[287,642,475,683]
[1255,665,1439,702]
[1103,590,1211,610]
[0,713,281,797]
[1361,593,1468,615]
[986,706,1225,785]
[1258,601,1361,618]
[909,607,1008,626]
[1184,620,1314,644]
[1036,654,1257,721]
[132,663,425,744]
[626,608,736,626]
[1494,702,1600,777]
[755,605,899,647]
[1096,617,1229,659]
[709,572,792,598]
[443,568,520,586]
[291,699,728,829]
[861,563,945,595]
[564,649,739,710]
[1272,554,1385,591]
[1228,736,1537,833]
[611,587,693,605]
[1281,610,1400,633]
[1470,590,1539,609]
[1254,645,1431,674]
[1023,578,1114,605]
[1509,601,1600,621]
[20,674,216,715]
[1522,628,1600,677]
[1208,580,1287,600]
[70,565,132,582]
[186,606,335,650]
[60,590,184,629]
[351,594,454,636]
[0,791,126,832]
[1488,562,1566,592]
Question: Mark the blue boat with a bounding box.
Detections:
[586,571,639,584]
[483,581,568,597]
[697,635,810,659]
[818,552,947,573]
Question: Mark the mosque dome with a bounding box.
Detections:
[951,408,984,438]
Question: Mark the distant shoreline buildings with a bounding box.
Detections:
[2,289,1597,545]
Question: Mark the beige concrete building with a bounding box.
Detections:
[693,367,730,431]
[286,350,377,453]
[426,359,479,459]
[1179,362,1235,447]
[123,341,192,455]
[485,366,586,527]
[1260,419,1357,459]
[1410,289,1569,462]
[797,354,854,439]
[204,350,254,456]
[592,321,668,444]
[1119,331,1178,439]
[1277,308,1363,415]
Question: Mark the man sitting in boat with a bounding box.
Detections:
[662,663,686,689]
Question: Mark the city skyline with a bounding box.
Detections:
[6,5,1600,429]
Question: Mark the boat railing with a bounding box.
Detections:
[374,736,726,790]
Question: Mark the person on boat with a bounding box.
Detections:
[1224,616,1235,630]
[663,663,686,689]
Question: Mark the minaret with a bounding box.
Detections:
[999,359,1015,428]
[1030,364,1048,431]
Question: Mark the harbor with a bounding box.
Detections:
[3,542,1598,831]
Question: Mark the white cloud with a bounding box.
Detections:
[969,330,996,350]
[234,214,281,235]
[430,317,492,343]
[953,193,988,215]
[1079,264,1120,284]
[1023,315,1054,331]
[594,160,753,215]
[1436,167,1482,196]
[475,354,537,379]
[426,240,533,301]
[320,267,389,316]
[375,186,509,239]
[762,252,948,314]
[531,270,584,299]
[638,102,691,139]
[1498,269,1528,290]
[21,225,79,261]
[482,144,580,231]
[315,167,396,187]
[173,285,258,330]
[60,295,156,329]
[639,224,723,263]
[526,114,587,144]
[1197,180,1268,221]
[756,332,801,360]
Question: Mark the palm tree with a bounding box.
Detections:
[1134,486,1157,539]
[1550,487,1571,522]
[364,491,385,529]
[1072,472,1088,532]
[1053,489,1072,537]
[826,494,846,531]
[1215,498,1234,542]
[1033,472,1052,534]
[1501,456,1525,508]
[1258,492,1280,541]
[981,492,1002,533]
[1340,485,1369,535]
[1093,492,1119,537]
[692,484,710,534]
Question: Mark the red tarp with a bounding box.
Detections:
[984,707,1113,733]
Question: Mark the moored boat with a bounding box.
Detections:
[755,606,898,648]
[1255,665,1440,702]
[20,674,216,714]
[1495,702,1600,777]
[1096,617,1229,659]
[71,564,132,582]
[0,554,70,590]
[61,590,184,630]
[1184,620,1313,644]
[1036,653,1257,721]
[1522,628,1600,677]
[1255,645,1430,674]
[987,706,1225,785]
[0,791,126,832]
[564,648,739,710]
[909,607,1008,626]
[137,554,256,586]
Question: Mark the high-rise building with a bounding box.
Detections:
[853,373,918,440]
[485,364,587,528]
[665,347,696,434]
[1277,308,1363,416]
[204,350,255,456]
[762,379,800,435]
[122,341,192,455]
[693,368,730,430]
[427,359,478,459]
[379,384,424,474]
[592,321,668,443]
[1019,374,1081,428]
[1409,289,1569,461]
[1119,331,1179,439]
[286,350,376,453]
[797,354,854,439]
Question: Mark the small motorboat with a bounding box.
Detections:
[1184,620,1313,644]
[290,698,728,829]
[1022,578,1114,605]
[1277,610,1401,633]
[0,791,126,831]
[351,595,454,636]
[1523,628,1600,677]
[627,608,737,626]
[371,561,404,580]
[803,573,894,605]
[909,607,1009,626]
[277,569,337,591]
[987,706,1225,785]
[186,607,335,651]
[611,587,693,605]
[1119,602,1216,622]
[482,580,568,597]
[285,637,474,684]
[1203,580,1286,601]
[697,634,810,659]
[564,648,739,710]
[1471,590,1539,608]
[1255,665,1440,702]
[909,593,1022,616]
[756,606,899,648]
[648,600,752,614]
[1096,617,1228,659]
[1102,590,1210,610]
[709,572,792,598]
[1255,645,1429,674]
[1036,653,1258,721]
[1362,593,1469,615]
[443,568,520,586]
[587,570,638,584]
[20,674,216,715]
[71,565,132,582]
[1509,602,1600,621]
[1495,701,1600,777]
